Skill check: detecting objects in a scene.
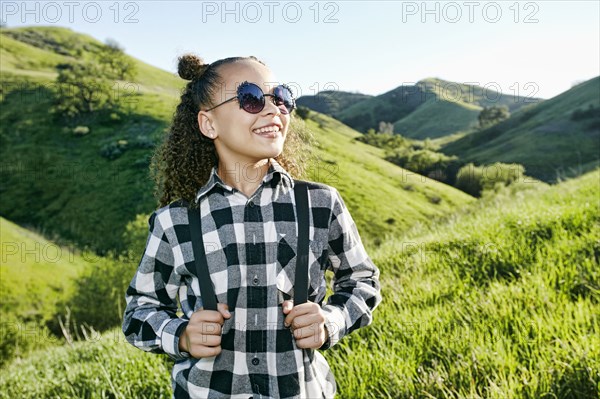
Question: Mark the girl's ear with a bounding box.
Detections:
[198,111,217,139]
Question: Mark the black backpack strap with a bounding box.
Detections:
[293,180,310,305]
[187,206,218,311]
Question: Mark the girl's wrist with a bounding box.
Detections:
[178,329,191,354]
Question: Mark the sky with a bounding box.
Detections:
[2,1,599,99]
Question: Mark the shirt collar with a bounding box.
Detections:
[194,158,294,204]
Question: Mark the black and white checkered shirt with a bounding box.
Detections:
[122,158,382,398]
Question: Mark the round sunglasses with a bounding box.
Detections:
[204,81,296,115]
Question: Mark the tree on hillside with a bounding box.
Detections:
[98,39,137,81]
[478,105,510,129]
[385,147,458,183]
[54,62,115,117]
[52,39,138,120]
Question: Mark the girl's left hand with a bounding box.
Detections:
[282,300,329,349]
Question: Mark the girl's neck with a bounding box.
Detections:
[216,158,271,198]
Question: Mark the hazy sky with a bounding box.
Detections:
[2,1,599,99]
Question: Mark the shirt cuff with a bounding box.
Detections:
[161,318,191,360]
[319,305,346,350]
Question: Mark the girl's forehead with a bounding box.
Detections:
[219,61,278,91]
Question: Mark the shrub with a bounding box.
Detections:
[58,252,138,333]
[294,106,310,120]
[355,131,408,149]
[386,148,458,182]
[54,215,150,334]
[478,105,510,129]
[455,162,526,197]
[72,126,90,136]
[0,313,58,367]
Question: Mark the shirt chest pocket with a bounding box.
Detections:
[275,236,328,304]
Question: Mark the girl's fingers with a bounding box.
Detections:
[190,333,222,348]
[289,313,320,330]
[283,302,319,327]
[295,332,325,349]
[282,300,294,314]
[217,303,231,319]
[188,321,223,335]
[192,345,222,358]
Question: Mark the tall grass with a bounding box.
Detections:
[1,168,597,398]
[329,168,599,398]
[0,330,172,399]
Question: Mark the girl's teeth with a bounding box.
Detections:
[253,126,280,133]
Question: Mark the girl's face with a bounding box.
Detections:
[198,60,291,166]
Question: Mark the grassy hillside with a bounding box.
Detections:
[0,26,475,254]
[295,90,372,116]
[0,70,176,254]
[335,83,425,133]
[392,78,538,139]
[0,217,86,323]
[1,26,182,97]
[1,167,597,398]
[0,327,174,398]
[0,217,89,365]
[392,95,481,139]
[303,112,475,247]
[298,77,537,137]
[442,76,600,183]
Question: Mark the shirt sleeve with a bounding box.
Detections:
[121,210,191,361]
[319,187,382,349]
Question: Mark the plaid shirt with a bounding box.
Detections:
[122,158,382,398]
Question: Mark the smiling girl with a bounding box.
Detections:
[122,54,381,399]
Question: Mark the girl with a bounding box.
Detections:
[122,54,382,398]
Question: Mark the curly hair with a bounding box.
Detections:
[150,54,312,209]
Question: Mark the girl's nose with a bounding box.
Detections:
[262,96,282,116]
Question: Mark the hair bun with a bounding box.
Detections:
[178,54,209,81]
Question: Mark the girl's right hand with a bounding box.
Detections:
[178,303,231,358]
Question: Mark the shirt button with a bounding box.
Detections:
[248,201,255,207]
[253,277,259,285]
[251,357,260,366]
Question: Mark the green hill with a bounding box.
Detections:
[298,78,537,138]
[335,83,425,134]
[441,76,600,182]
[2,166,597,398]
[1,26,182,96]
[392,93,481,139]
[0,217,86,323]
[392,78,538,139]
[0,217,90,365]
[295,90,372,116]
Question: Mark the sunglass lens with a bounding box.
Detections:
[239,83,264,114]
[274,86,295,114]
